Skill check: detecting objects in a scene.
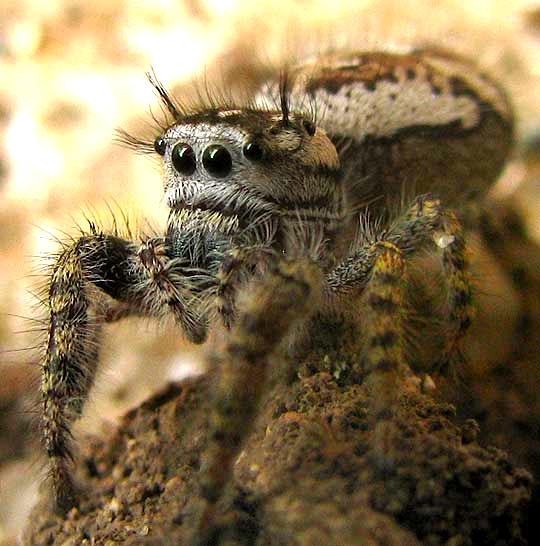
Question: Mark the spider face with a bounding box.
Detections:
[155,109,342,237]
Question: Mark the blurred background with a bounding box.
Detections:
[1,0,540,544]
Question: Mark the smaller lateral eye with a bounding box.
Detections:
[302,119,316,136]
[242,141,264,161]
[154,136,167,155]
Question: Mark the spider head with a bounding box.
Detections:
[155,108,343,232]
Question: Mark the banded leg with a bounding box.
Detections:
[215,246,274,329]
[137,237,208,343]
[360,242,406,461]
[42,232,207,514]
[43,238,101,512]
[394,198,473,372]
[328,195,473,374]
[194,258,322,544]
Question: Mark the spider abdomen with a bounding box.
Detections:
[258,48,514,211]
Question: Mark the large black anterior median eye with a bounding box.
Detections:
[171,142,196,176]
[202,144,232,178]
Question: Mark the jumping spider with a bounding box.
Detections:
[40,48,513,540]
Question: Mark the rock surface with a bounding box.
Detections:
[24,363,531,545]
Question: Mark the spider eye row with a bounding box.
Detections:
[154,138,265,178]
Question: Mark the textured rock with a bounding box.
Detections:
[24,362,531,545]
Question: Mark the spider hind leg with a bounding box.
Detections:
[327,196,474,462]
[397,197,474,375]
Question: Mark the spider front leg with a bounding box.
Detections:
[42,231,207,514]
[194,257,323,543]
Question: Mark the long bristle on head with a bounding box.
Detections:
[114,128,155,154]
[146,69,183,121]
[278,70,291,127]
[115,70,182,154]
[115,70,266,154]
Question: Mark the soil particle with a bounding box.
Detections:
[23,364,531,545]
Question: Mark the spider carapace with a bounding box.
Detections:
[40,47,513,541]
